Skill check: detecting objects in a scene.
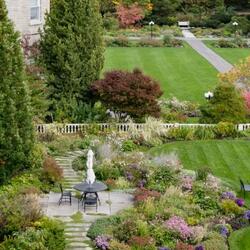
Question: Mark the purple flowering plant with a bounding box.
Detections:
[158,247,170,250]
[164,216,193,240]
[244,210,250,220]
[235,198,245,207]
[95,235,111,250]
[195,246,204,250]
[220,191,236,200]
[220,226,229,237]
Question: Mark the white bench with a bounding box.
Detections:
[178,21,190,29]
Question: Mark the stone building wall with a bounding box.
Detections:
[5,0,50,41]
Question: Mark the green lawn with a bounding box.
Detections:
[150,140,250,189]
[104,45,218,103]
[229,227,250,250]
[205,41,250,65]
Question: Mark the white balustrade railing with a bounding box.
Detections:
[35,123,250,134]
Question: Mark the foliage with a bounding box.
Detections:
[121,140,137,152]
[147,167,178,192]
[109,240,131,250]
[72,155,87,172]
[21,35,49,123]
[220,199,244,215]
[41,156,63,184]
[87,216,122,239]
[0,217,66,250]
[196,167,212,182]
[0,193,42,240]
[219,56,250,90]
[200,83,247,124]
[0,0,36,183]
[40,0,104,122]
[106,35,132,47]
[134,188,161,203]
[243,91,250,115]
[95,161,122,181]
[92,68,163,120]
[215,122,238,138]
[128,235,156,249]
[229,227,250,250]
[202,232,228,250]
[163,35,183,47]
[116,3,144,28]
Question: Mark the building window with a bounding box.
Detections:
[30,0,41,22]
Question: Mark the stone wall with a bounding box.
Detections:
[5,0,50,42]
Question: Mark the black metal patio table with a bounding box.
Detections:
[73,181,107,205]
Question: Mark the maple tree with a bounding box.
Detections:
[91,68,163,120]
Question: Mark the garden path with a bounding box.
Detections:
[41,151,133,250]
[182,30,233,72]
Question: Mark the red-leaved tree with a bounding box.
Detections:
[91,68,163,120]
[116,3,144,28]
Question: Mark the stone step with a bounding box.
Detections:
[65,232,85,237]
[68,242,89,247]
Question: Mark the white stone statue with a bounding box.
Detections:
[86,149,96,184]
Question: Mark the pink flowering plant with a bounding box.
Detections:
[181,175,193,191]
[164,216,193,240]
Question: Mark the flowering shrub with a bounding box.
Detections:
[220,199,244,215]
[95,235,111,250]
[220,191,236,200]
[175,242,194,250]
[243,91,250,113]
[235,198,245,207]
[164,216,193,240]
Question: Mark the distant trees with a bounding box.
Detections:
[91,69,163,120]
[0,0,35,183]
[40,0,104,122]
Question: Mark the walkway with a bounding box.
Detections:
[182,30,233,73]
[41,151,133,250]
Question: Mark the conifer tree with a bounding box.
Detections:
[0,0,35,183]
[40,0,104,121]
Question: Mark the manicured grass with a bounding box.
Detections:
[229,227,250,250]
[205,41,250,65]
[150,140,250,189]
[104,45,218,103]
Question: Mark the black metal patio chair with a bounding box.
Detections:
[82,193,98,212]
[239,178,250,198]
[58,184,72,205]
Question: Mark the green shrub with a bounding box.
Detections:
[147,167,178,193]
[166,127,194,141]
[122,140,137,152]
[0,193,42,240]
[194,126,215,140]
[72,155,87,172]
[220,200,244,215]
[163,35,183,47]
[215,122,238,138]
[200,83,247,124]
[196,167,212,182]
[34,217,66,250]
[103,14,119,31]
[95,162,122,181]
[202,232,228,250]
[193,183,219,212]
[87,216,121,239]
[0,217,66,250]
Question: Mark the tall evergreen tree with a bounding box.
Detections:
[0,0,35,183]
[40,0,105,122]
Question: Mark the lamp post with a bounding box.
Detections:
[204,91,214,101]
[232,21,238,36]
[149,21,154,39]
